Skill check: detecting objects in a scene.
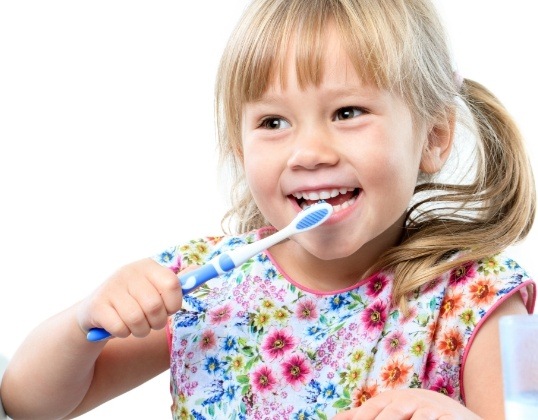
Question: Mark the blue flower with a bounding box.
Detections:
[224,383,239,402]
[322,383,338,400]
[293,408,315,419]
[265,267,278,280]
[204,357,222,375]
[156,249,175,264]
[329,293,350,311]
[222,335,237,352]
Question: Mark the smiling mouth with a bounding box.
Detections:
[291,188,360,212]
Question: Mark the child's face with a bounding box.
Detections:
[241,27,431,261]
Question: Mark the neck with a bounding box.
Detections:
[268,215,405,292]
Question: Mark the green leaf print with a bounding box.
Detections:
[332,398,352,409]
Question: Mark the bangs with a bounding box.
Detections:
[227,0,394,105]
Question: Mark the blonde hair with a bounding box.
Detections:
[215,0,535,305]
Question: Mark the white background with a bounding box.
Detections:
[0,1,536,418]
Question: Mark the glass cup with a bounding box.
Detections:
[500,314,538,419]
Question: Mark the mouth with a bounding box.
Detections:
[290,187,360,212]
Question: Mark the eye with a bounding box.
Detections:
[260,117,291,130]
[334,106,363,121]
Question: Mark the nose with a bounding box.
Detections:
[287,126,340,170]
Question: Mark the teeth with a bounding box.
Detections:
[298,192,358,211]
[292,187,354,201]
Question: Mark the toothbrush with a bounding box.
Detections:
[87,201,333,341]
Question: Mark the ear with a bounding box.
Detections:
[419,110,456,174]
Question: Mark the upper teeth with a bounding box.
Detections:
[292,188,354,201]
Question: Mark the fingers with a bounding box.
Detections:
[79,258,184,339]
[330,389,468,420]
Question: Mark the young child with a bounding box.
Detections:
[1,0,535,418]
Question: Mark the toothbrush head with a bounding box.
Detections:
[294,202,333,231]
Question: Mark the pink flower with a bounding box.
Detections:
[450,261,477,285]
[383,331,407,355]
[429,375,455,397]
[421,352,438,381]
[366,274,389,298]
[250,364,278,394]
[295,299,318,321]
[281,354,312,388]
[199,329,217,350]
[261,328,297,360]
[361,300,387,335]
[208,303,233,324]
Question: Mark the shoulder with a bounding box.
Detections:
[443,252,535,313]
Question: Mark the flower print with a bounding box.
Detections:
[265,266,278,280]
[195,242,209,254]
[222,335,237,352]
[261,328,297,360]
[478,256,505,276]
[410,339,426,357]
[429,375,455,397]
[459,309,476,326]
[223,383,240,402]
[251,310,271,330]
[380,358,412,388]
[203,356,222,375]
[450,261,477,285]
[321,383,338,400]
[439,290,464,318]
[185,252,203,265]
[260,299,275,310]
[329,293,350,311]
[273,307,290,323]
[438,328,463,360]
[383,331,407,356]
[199,330,217,351]
[421,352,438,382]
[281,354,312,388]
[157,249,175,264]
[366,274,389,298]
[342,367,362,387]
[364,356,374,371]
[295,298,319,321]
[350,350,365,364]
[361,300,387,336]
[469,278,498,306]
[230,355,245,371]
[351,382,379,407]
[208,303,233,325]
[250,364,278,394]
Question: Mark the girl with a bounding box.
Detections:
[1,0,535,419]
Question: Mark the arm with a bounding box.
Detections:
[0,258,180,419]
[463,292,528,419]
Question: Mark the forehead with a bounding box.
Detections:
[271,24,360,91]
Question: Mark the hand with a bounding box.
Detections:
[331,389,482,420]
[77,258,183,339]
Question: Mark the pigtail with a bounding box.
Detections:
[376,79,536,308]
[462,79,535,240]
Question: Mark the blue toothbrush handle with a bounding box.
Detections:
[86,254,236,342]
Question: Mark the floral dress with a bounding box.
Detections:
[153,228,535,420]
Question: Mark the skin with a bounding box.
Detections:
[0,24,527,420]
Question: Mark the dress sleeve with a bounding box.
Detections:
[425,254,535,403]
